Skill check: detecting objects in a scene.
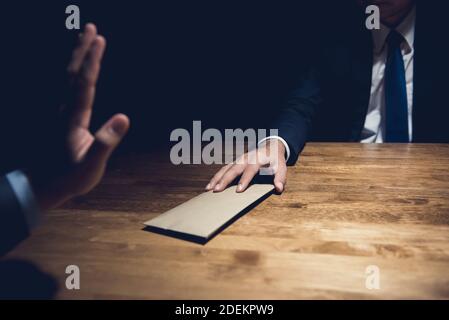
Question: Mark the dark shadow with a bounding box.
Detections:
[143,177,275,245]
[0,259,58,299]
[143,226,209,245]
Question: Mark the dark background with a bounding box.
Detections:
[0,1,356,172]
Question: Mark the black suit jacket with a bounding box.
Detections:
[274,1,449,165]
[0,176,29,256]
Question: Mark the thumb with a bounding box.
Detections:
[273,160,287,193]
[86,113,130,167]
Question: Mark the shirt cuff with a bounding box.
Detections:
[5,170,41,230]
[258,136,291,162]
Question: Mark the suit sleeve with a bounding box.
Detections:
[272,64,323,165]
[0,174,33,256]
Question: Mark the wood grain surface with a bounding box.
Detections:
[4,143,449,299]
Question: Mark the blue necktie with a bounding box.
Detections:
[385,30,409,142]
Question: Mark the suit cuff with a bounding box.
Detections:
[258,136,291,162]
[5,170,41,230]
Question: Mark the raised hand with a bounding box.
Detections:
[31,23,130,210]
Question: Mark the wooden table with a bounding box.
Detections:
[4,143,449,299]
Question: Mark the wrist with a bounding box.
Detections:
[262,139,286,160]
[25,171,72,211]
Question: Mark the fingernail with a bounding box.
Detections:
[205,183,211,190]
[214,184,221,191]
[237,183,244,192]
[110,119,128,136]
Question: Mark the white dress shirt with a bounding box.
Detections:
[361,7,416,143]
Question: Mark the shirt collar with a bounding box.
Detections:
[372,6,416,55]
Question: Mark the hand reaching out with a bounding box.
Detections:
[205,139,288,194]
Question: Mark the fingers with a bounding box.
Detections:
[213,163,246,192]
[237,164,260,192]
[84,114,130,171]
[205,147,288,194]
[67,23,97,76]
[70,35,107,129]
[205,163,232,191]
[79,35,106,91]
[273,160,287,193]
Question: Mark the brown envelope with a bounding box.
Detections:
[143,184,274,243]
